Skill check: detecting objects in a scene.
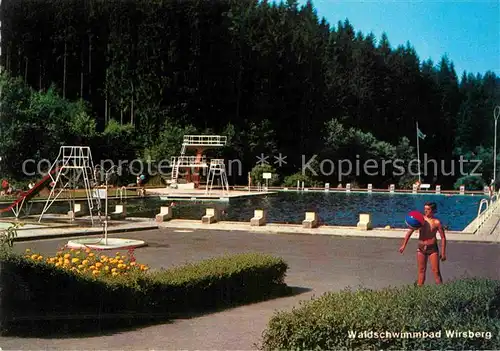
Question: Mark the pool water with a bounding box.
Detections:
[155,192,484,231]
[0,192,485,231]
[223,192,484,231]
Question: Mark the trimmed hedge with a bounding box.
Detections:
[0,251,289,335]
[261,278,500,350]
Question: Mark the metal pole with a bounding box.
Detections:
[494,106,500,191]
[105,172,108,245]
[0,2,3,122]
[416,121,421,184]
[103,165,117,245]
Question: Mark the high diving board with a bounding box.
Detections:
[182,135,227,147]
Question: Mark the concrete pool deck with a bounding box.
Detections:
[146,187,275,200]
[158,218,500,243]
[7,212,499,243]
[6,217,158,242]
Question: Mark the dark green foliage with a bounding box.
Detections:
[282,172,322,188]
[0,223,22,249]
[0,0,498,188]
[454,175,486,191]
[0,251,289,335]
[260,278,500,350]
[251,164,280,186]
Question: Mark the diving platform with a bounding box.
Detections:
[182,135,227,147]
[170,134,228,187]
[171,156,208,168]
[148,187,275,202]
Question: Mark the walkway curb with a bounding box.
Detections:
[13,224,158,242]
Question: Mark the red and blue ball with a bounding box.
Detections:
[405,210,425,229]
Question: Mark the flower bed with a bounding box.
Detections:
[0,248,289,335]
[260,278,500,350]
[24,247,149,277]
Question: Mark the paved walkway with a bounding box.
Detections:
[159,219,500,242]
[1,228,499,350]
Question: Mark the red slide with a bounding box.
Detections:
[0,168,59,214]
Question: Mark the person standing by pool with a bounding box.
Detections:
[399,202,447,286]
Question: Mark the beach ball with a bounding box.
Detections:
[405,210,425,229]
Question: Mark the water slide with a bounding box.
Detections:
[0,168,59,214]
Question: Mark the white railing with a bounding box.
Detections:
[171,156,208,167]
[210,159,225,166]
[474,195,500,233]
[60,146,93,169]
[182,135,227,146]
[472,199,488,233]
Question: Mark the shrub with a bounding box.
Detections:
[0,223,23,249]
[251,164,280,186]
[454,175,486,191]
[260,278,500,350]
[282,172,322,188]
[0,250,288,335]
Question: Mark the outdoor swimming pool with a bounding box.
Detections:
[166,192,483,231]
[0,192,486,231]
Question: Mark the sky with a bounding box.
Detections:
[297,0,499,76]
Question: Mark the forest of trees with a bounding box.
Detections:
[0,0,498,189]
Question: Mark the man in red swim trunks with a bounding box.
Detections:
[399,202,447,286]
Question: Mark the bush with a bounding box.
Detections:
[0,223,22,249]
[251,164,280,186]
[282,172,322,188]
[454,175,486,191]
[0,251,289,335]
[260,278,500,350]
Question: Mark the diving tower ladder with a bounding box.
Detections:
[205,159,229,196]
[38,146,102,225]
